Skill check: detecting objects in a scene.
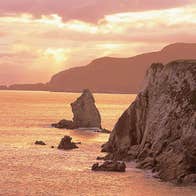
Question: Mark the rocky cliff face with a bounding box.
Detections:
[102,60,196,184]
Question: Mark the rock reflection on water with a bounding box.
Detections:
[0,91,195,196]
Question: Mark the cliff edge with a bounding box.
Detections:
[102,60,196,184]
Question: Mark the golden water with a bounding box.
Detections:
[0,91,195,196]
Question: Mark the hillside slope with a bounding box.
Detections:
[48,43,196,93]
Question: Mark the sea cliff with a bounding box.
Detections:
[102,60,196,184]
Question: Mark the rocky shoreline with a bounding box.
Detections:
[58,135,79,150]
[100,60,196,184]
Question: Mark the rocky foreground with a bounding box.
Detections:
[58,135,79,150]
[52,89,110,133]
[101,60,196,184]
[92,161,126,172]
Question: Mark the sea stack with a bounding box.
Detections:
[101,60,196,184]
[71,89,101,128]
[52,89,103,130]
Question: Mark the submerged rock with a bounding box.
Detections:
[58,135,78,150]
[52,89,109,133]
[92,161,126,172]
[102,60,196,184]
[35,141,46,145]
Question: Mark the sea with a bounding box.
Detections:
[0,91,195,196]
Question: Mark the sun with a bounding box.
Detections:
[44,48,69,64]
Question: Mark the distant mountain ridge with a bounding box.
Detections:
[47,43,196,93]
[2,43,196,93]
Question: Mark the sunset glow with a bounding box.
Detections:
[0,0,196,84]
[0,2,196,194]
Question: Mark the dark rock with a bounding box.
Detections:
[101,142,113,153]
[183,174,196,184]
[58,135,78,150]
[100,128,111,134]
[52,89,109,132]
[96,156,105,160]
[190,90,196,107]
[92,161,126,172]
[52,119,74,129]
[35,141,46,145]
[136,157,156,169]
[71,89,101,128]
[127,145,140,160]
[101,60,196,183]
[52,89,109,133]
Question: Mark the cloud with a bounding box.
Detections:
[0,46,70,85]
[36,6,196,44]
[0,1,196,85]
[0,0,194,22]
[0,31,7,37]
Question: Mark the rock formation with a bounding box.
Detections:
[52,119,74,129]
[58,135,78,150]
[92,161,126,172]
[35,141,46,145]
[52,89,109,133]
[102,60,196,184]
[71,89,101,128]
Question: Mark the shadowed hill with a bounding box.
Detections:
[48,43,196,93]
[3,43,196,93]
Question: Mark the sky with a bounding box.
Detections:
[0,0,196,85]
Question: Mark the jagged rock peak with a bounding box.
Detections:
[52,89,103,130]
[73,89,95,104]
[71,89,101,128]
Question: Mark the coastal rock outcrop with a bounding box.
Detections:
[71,89,101,128]
[52,89,109,133]
[102,60,196,184]
[58,135,78,150]
[92,161,126,172]
[35,141,46,145]
[52,119,74,129]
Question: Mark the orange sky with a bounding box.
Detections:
[0,0,196,85]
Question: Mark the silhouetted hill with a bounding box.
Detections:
[3,43,196,93]
[0,85,8,90]
[8,83,48,91]
[48,43,196,93]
